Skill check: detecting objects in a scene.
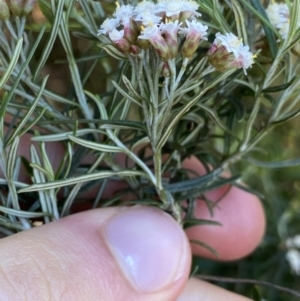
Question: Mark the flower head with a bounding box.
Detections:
[266,3,289,27]
[134,0,157,16]
[265,2,300,40]
[212,32,243,57]
[179,20,208,37]
[160,20,182,57]
[179,20,208,58]
[114,4,134,22]
[232,46,255,71]
[108,29,131,54]
[208,32,254,74]
[156,0,185,18]
[139,25,170,60]
[134,10,162,26]
[108,29,124,43]
[277,21,290,40]
[286,249,300,275]
[0,0,10,20]
[98,18,119,35]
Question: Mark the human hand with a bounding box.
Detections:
[0,136,265,301]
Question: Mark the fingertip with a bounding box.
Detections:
[186,186,266,260]
[182,156,266,260]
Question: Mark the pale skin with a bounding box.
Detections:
[0,132,266,300]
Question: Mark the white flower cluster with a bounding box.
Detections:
[286,235,300,275]
[98,0,200,33]
[266,3,289,39]
[208,33,254,74]
[98,0,207,60]
[265,2,300,40]
[98,0,254,73]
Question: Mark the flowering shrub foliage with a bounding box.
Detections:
[266,2,294,40]
[1,1,300,298]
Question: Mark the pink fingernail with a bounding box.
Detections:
[104,206,189,293]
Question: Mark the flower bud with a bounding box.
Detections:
[160,21,181,58]
[138,25,170,61]
[137,38,150,50]
[0,0,10,20]
[179,20,208,59]
[8,0,25,16]
[162,62,170,78]
[130,45,141,55]
[109,29,131,55]
[23,0,36,16]
[208,45,237,72]
[123,18,139,44]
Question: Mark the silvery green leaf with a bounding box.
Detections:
[68,135,125,153]
[99,43,128,61]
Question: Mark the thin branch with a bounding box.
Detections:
[197,275,300,298]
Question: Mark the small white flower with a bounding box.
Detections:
[234,45,255,74]
[265,3,298,40]
[134,11,162,26]
[286,234,300,248]
[156,0,184,17]
[134,1,157,16]
[114,4,134,24]
[208,32,254,74]
[108,28,124,42]
[178,20,208,40]
[293,235,300,248]
[160,20,181,34]
[277,22,290,40]
[181,0,200,16]
[98,18,119,35]
[286,249,300,275]
[138,25,161,40]
[266,3,289,27]
[286,237,294,248]
[214,32,243,57]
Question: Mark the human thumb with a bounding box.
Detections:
[0,206,191,301]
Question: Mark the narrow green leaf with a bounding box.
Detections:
[271,107,300,124]
[184,219,222,227]
[231,0,248,44]
[122,75,146,102]
[5,76,48,147]
[37,0,54,22]
[262,76,298,93]
[189,239,220,258]
[99,43,128,61]
[196,103,240,142]
[112,80,143,107]
[176,175,240,200]
[131,137,151,151]
[0,38,23,89]
[226,95,246,121]
[247,157,300,168]
[68,135,125,153]
[18,170,146,193]
[30,163,54,181]
[26,78,79,107]
[34,0,64,81]
[164,168,222,193]
[0,206,52,218]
